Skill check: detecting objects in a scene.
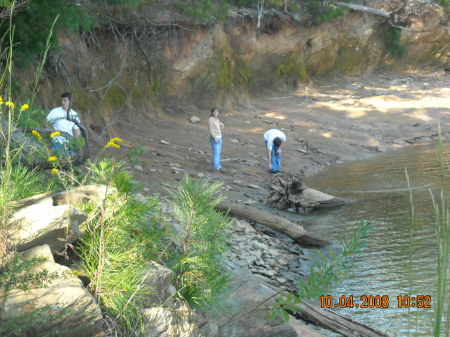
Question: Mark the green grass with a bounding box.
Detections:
[0,164,59,203]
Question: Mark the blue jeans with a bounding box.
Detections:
[51,142,74,158]
[266,140,281,172]
[210,137,222,170]
[271,145,281,172]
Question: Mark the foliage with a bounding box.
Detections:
[269,220,372,321]
[0,0,147,65]
[127,145,148,165]
[171,0,230,23]
[216,55,234,90]
[0,253,63,292]
[382,23,407,59]
[438,0,449,7]
[0,1,95,65]
[83,158,135,195]
[276,55,309,83]
[302,0,348,23]
[167,176,232,308]
[15,108,47,129]
[237,58,252,85]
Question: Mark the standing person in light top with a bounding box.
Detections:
[46,92,82,155]
[208,107,224,170]
[263,128,286,174]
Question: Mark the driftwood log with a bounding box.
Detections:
[216,201,328,248]
[296,302,392,337]
[265,177,352,212]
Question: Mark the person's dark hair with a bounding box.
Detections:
[210,107,218,116]
[61,92,72,101]
[273,137,282,147]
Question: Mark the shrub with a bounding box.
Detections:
[167,176,232,307]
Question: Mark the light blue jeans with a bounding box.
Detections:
[210,137,222,170]
[265,140,281,172]
[51,141,74,158]
[271,145,281,172]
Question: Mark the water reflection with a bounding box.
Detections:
[302,142,449,336]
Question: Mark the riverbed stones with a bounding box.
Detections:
[140,261,175,307]
[8,196,87,253]
[142,301,211,337]
[226,216,308,293]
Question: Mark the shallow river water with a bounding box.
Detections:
[299,141,450,336]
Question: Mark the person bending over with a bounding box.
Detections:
[263,128,286,174]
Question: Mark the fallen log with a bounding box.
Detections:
[297,301,392,337]
[216,201,328,248]
[336,2,391,18]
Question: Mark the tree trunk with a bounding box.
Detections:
[335,2,391,18]
[216,201,328,248]
[297,301,393,337]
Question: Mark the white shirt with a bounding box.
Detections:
[263,129,286,150]
[46,107,80,143]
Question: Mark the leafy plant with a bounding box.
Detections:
[167,176,232,308]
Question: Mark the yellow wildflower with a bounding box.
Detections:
[47,156,58,162]
[20,104,29,111]
[110,137,123,143]
[105,141,120,149]
[5,101,15,108]
[51,168,58,175]
[31,130,42,140]
[50,131,61,138]
[0,97,3,105]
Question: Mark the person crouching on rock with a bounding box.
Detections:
[46,92,82,157]
[208,107,224,171]
[263,129,286,174]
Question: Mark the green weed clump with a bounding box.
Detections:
[168,176,232,308]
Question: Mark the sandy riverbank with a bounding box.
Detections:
[90,71,449,205]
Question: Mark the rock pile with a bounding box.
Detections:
[224,219,309,293]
